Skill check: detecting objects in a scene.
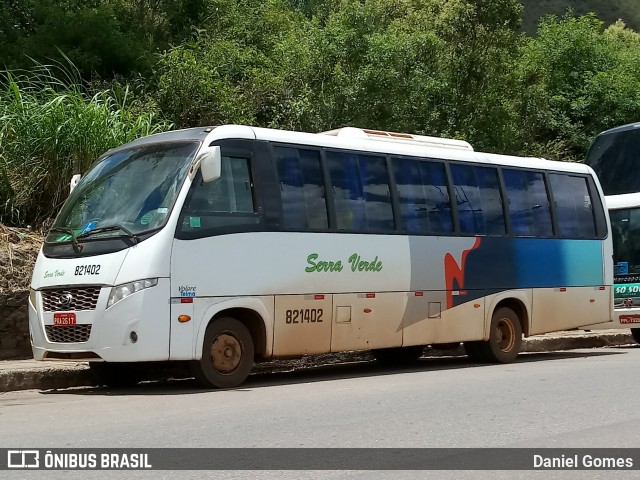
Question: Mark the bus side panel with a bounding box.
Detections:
[401,291,484,345]
[330,292,404,352]
[531,286,611,334]
[169,298,194,360]
[272,294,332,356]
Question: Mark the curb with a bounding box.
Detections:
[522,332,635,353]
[1,332,636,393]
[0,363,93,393]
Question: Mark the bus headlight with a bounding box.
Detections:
[107,278,158,309]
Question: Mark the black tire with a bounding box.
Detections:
[463,341,487,362]
[89,362,141,388]
[371,345,424,364]
[480,306,522,363]
[631,329,640,345]
[191,317,254,389]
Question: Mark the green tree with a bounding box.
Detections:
[0,0,209,80]
[156,0,525,154]
[516,14,640,161]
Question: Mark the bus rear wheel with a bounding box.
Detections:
[191,317,254,389]
[481,307,522,363]
[371,345,424,364]
[631,329,640,344]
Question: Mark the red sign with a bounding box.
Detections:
[53,312,76,326]
[620,315,640,325]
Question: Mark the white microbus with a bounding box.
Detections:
[29,125,613,388]
[585,122,640,342]
[605,193,640,342]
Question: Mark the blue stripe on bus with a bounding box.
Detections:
[447,237,603,307]
[513,238,602,287]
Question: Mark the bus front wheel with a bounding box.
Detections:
[481,307,522,363]
[191,317,254,389]
[631,329,640,344]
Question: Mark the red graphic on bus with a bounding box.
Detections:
[444,237,482,309]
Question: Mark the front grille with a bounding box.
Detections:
[42,286,101,312]
[45,325,92,343]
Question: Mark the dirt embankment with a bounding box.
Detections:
[0,225,43,359]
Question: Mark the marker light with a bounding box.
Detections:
[107,278,158,309]
[29,288,37,308]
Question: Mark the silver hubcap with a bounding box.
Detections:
[210,333,242,374]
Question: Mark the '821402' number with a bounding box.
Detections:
[75,264,101,275]
[285,308,323,324]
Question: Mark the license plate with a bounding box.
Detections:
[53,312,76,326]
[620,315,640,324]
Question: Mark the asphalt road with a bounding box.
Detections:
[2,346,640,479]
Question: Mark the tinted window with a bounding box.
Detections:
[549,174,596,238]
[275,147,328,230]
[179,156,259,233]
[503,169,553,236]
[610,207,640,275]
[586,127,640,195]
[393,158,454,234]
[326,151,393,231]
[451,164,505,234]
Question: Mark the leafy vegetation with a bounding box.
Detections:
[520,0,640,34]
[0,0,639,227]
[0,62,170,225]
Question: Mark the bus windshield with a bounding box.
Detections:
[586,125,640,195]
[47,141,198,244]
[610,207,640,275]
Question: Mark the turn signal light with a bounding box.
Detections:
[178,315,191,323]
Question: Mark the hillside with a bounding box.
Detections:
[521,0,640,33]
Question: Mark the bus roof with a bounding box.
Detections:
[107,124,594,175]
[596,121,640,138]
[606,192,640,210]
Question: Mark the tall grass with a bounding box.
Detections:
[0,61,172,227]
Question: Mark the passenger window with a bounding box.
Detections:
[503,169,553,236]
[326,151,393,231]
[359,154,394,231]
[275,147,328,230]
[549,174,596,238]
[451,164,505,235]
[392,158,453,234]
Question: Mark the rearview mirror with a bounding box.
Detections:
[200,146,222,183]
[70,174,81,194]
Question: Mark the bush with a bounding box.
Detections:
[0,62,171,227]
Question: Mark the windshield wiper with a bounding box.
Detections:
[49,227,84,253]
[77,225,140,244]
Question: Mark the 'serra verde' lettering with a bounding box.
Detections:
[305,253,343,273]
[348,253,383,272]
[305,253,383,273]
[44,269,65,279]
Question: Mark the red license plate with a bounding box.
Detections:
[53,312,76,326]
[620,315,640,324]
